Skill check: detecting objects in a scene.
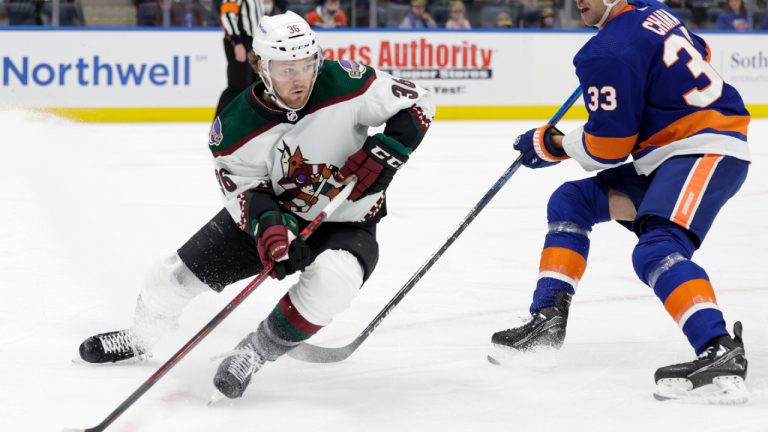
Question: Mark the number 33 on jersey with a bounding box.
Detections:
[563,0,750,175]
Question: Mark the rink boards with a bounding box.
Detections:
[1,28,766,122]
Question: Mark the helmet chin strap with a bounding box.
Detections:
[595,0,623,28]
[260,74,299,111]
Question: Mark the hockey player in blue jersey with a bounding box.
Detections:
[490,0,751,403]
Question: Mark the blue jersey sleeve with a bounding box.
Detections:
[564,54,645,171]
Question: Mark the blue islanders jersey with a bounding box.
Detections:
[561,0,751,175]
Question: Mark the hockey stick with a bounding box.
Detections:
[288,87,583,364]
[64,181,355,432]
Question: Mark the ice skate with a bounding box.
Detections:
[489,290,571,369]
[77,330,148,364]
[212,333,268,400]
[654,322,749,405]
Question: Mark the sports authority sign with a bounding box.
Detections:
[324,38,494,79]
[319,31,586,105]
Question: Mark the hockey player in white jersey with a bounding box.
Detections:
[77,11,434,400]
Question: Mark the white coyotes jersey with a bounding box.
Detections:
[207,60,435,233]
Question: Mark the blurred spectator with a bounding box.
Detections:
[763,12,768,29]
[445,0,471,29]
[716,0,751,31]
[48,0,84,26]
[35,0,84,26]
[495,11,513,28]
[172,0,210,27]
[540,7,557,28]
[663,0,684,7]
[399,0,437,28]
[262,0,284,17]
[6,0,43,25]
[135,0,162,26]
[306,0,348,28]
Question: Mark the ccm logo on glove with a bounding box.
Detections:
[336,133,412,201]
[370,146,406,169]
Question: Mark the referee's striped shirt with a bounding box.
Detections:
[220,0,264,45]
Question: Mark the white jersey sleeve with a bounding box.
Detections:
[356,69,436,130]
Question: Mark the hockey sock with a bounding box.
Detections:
[632,217,727,354]
[131,254,209,349]
[255,250,363,359]
[531,179,611,312]
[255,292,324,361]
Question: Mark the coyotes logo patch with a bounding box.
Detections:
[338,59,366,79]
[208,117,223,147]
[277,142,341,213]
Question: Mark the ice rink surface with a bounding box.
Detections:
[1,110,767,432]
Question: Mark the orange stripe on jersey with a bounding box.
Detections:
[671,154,721,228]
[604,4,635,26]
[539,247,587,282]
[584,132,638,160]
[663,278,717,324]
[636,110,749,150]
[220,2,240,14]
[613,4,636,18]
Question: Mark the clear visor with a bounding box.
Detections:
[265,54,320,82]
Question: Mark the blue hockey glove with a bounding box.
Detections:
[513,124,569,169]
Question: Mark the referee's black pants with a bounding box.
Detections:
[215,38,259,117]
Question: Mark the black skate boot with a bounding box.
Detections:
[488,290,571,371]
[654,321,749,404]
[492,290,572,351]
[212,333,267,400]
[78,330,147,364]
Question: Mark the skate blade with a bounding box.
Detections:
[488,344,558,372]
[70,352,152,366]
[654,375,749,405]
[207,390,229,407]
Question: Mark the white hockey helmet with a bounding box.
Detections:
[252,11,323,111]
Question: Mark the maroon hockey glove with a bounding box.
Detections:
[336,133,411,201]
[256,211,312,280]
[513,124,569,169]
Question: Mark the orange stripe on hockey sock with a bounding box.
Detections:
[671,155,720,229]
[663,279,717,324]
[539,247,587,282]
